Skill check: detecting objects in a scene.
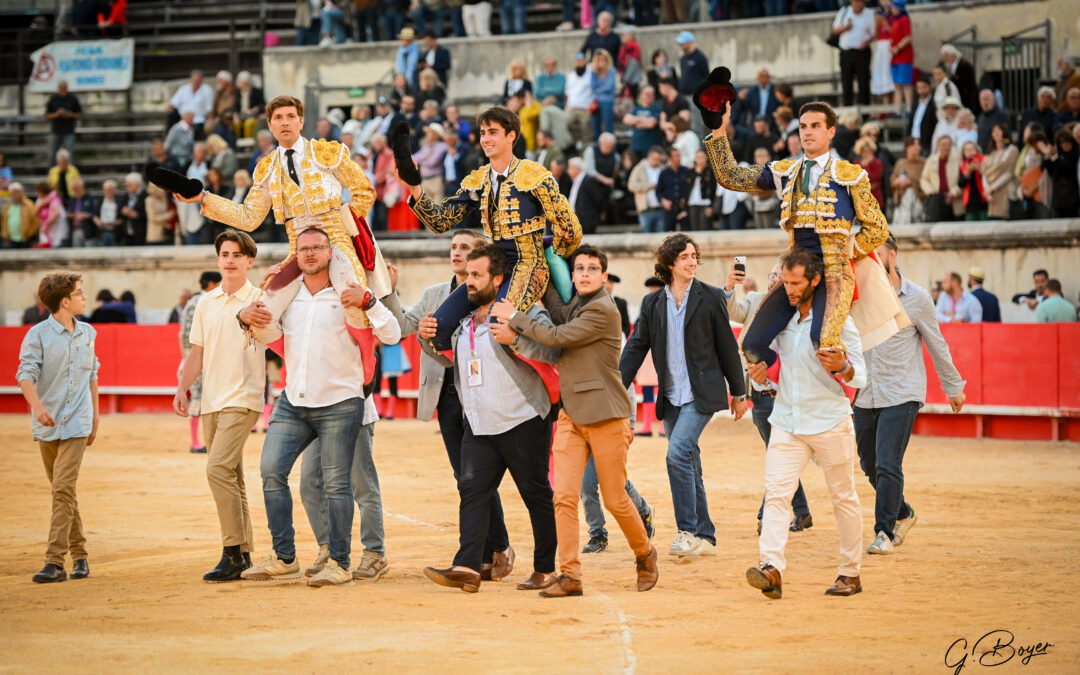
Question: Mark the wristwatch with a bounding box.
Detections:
[732,394,747,402]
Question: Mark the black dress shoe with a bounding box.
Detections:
[71,559,90,579]
[203,547,246,582]
[32,563,66,584]
[790,514,814,532]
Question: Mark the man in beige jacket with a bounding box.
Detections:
[919,136,964,221]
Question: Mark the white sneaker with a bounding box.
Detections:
[308,559,353,587]
[668,530,703,557]
[352,551,389,581]
[867,531,895,555]
[241,553,302,580]
[304,544,330,577]
[318,35,334,47]
[696,537,717,556]
[894,507,918,545]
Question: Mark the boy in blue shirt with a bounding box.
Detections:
[17,272,100,584]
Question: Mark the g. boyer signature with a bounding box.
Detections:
[945,630,1053,673]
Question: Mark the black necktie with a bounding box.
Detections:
[489,174,506,225]
[285,148,300,187]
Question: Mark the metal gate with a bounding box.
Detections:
[1001,20,1053,119]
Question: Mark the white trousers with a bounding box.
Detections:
[759,416,863,578]
[462,2,492,36]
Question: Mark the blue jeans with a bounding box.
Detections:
[320,7,348,43]
[297,18,320,45]
[299,421,386,556]
[752,395,810,520]
[765,0,785,16]
[381,10,405,41]
[591,99,615,138]
[499,0,527,34]
[581,454,650,540]
[710,0,730,19]
[261,393,362,568]
[561,0,575,22]
[410,5,446,36]
[353,8,379,41]
[98,230,117,247]
[448,6,466,36]
[638,208,664,233]
[853,402,919,540]
[661,400,716,545]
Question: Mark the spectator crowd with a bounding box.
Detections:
[4,2,1080,251]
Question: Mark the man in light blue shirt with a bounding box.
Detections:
[17,272,100,585]
[935,271,982,323]
[745,249,865,600]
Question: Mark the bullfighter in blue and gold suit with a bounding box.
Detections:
[695,83,903,365]
[396,112,582,352]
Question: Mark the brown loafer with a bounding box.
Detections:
[539,574,583,598]
[635,545,659,592]
[479,563,494,581]
[516,571,557,590]
[825,575,862,596]
[423,566,480,593]
[746,564,782,599]
[491,546,515,581]
[789,514,814,532]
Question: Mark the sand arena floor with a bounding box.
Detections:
[1,413,1077,673]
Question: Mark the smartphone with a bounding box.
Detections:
[734,256,746,273]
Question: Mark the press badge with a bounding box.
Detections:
[467,358,483,387]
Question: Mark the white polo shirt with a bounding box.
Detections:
[188,280,266,414]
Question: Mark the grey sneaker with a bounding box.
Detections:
[641,504,656,540]
[352,551,389,580]
[304,544,330,577]
[867,531,895,555]
[581,536,608,553]
[894,507,918,545]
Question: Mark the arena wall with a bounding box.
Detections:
[1,220,1076,325]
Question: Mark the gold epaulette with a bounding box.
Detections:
[311,139,344,169]
[772,159,798,177]
[513,159,548,192]
[253,154,274,183]
[831,160,867,186]
[460,166,487,191]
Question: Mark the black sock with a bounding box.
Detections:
[279,556,294,565]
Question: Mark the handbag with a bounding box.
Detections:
[826,7,848,49]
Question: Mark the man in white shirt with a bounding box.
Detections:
[832,0,876,106]
[174,230,266,583]
[745,248,866,600]
[167,69,215,128]
[238,227,401,587]
[565,52,596,151]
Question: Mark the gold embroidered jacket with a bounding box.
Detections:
[201,138,376,281]
[409,157,582,311]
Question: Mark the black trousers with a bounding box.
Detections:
[453,414,556,574]
[840,47,871,106]
[436,378,509,563]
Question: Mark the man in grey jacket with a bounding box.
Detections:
[856,235,966,555]
[418,244,560,593]
[401,229,514,582]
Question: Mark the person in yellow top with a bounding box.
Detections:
[174,95,391,384]
[699,94,904,367]
[47,150,81,198]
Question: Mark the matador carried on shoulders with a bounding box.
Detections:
[171,95,392,385]
[693,67,907,367]
[392,106,583,354]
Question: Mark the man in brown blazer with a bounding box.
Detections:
[492,244,658,598]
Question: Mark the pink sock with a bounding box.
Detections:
[190,416,203,449]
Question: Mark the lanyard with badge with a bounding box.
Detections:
[467,315,483,387]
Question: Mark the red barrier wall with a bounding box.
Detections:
[3,323,1077,440]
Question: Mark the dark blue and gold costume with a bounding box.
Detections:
[410,156,583,350]
[703,132,890,365]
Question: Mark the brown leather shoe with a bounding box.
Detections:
[516,571,557,590]
[635,546,659,592]
[423,566,480,593]
[539,574,583,597]
[491,546,515,581]
[746,564,782,599]
[479,563,493,581]
[825,575,862,596]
